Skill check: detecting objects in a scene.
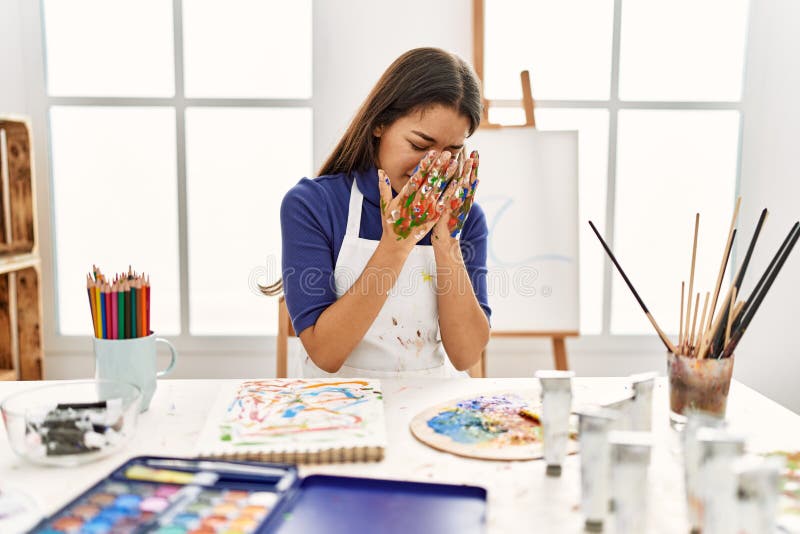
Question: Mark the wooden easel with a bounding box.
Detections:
[467,0,578,378]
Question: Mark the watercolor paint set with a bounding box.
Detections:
[30,455,487,534]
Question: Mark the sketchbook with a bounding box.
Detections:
[195,379,387,464]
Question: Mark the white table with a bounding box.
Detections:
[2,378,799,533]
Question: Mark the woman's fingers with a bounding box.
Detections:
[418,151,452,202]
[446,150,479,237]
[377,169,392,217]
[408,150,439,192]
[468,149,479,188]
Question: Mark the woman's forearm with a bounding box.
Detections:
[434,241,490,370]
[298,240,410,373]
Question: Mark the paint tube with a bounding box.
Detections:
[575,405,619,532]
[734,454,783,534]
[696,428,746,534]
[682,410,726,533]
[609,431,652,533]
[602,372,654,432]
[629,372,656,431]
[535,370,574,476]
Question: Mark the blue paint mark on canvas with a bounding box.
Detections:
[481,195,574,267]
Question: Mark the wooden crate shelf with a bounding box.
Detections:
[0,118,36,254]
[0,116,43,381]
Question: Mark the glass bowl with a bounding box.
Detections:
[1,380,141,467]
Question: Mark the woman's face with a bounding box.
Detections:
[374,104,471,193]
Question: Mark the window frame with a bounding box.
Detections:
[474,0,745,337]
[23,0,314,358]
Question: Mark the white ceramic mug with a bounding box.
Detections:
[93,334,177,412]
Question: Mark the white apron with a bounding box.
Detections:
[299,179,464,378]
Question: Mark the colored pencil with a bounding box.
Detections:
[118,282,126,339]
[111,283,118,339]
[588,220,677,353]
[94,282,102,338]
[126,281,132,339]
[87,276,97,338]
[145,276,150,336]
[130,281,137,339]
[138,279,146,337]
[100,286,107,339]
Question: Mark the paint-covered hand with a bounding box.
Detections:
[432,150,479,244]
[378,150,460,252]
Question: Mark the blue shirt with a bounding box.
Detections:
[280,166,491,335]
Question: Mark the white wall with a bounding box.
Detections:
[0,0,27,113]
[312,0,473,169]
[734,0,800,412]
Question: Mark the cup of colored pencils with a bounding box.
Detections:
[589,199,799,427]
[86,265,151,339]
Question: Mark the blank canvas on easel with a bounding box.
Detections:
[467,127,579,332]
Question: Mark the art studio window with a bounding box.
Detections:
[482,0,748,336]
[43,0,313,337]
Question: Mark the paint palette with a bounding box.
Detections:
[30,457,286,534]
[410,392,579,461]
[31,456,487,534]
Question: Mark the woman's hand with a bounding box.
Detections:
[432,150,479,246]
[378,150,460,255]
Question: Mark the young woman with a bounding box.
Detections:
[280,47,490,378]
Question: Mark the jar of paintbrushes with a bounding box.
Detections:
[590,201,799,429]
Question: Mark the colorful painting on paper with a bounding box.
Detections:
[219,379,384,446]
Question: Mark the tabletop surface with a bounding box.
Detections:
[2,377,798,533]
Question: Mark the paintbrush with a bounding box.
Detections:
[732,220,799,335]
[721,222,800,357]
[707,197,742,331]
[588,221,677,353]
[709,209,768,354]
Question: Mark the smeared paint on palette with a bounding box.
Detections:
[410,392,578,461]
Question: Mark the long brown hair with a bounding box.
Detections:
[318,47,482,177]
